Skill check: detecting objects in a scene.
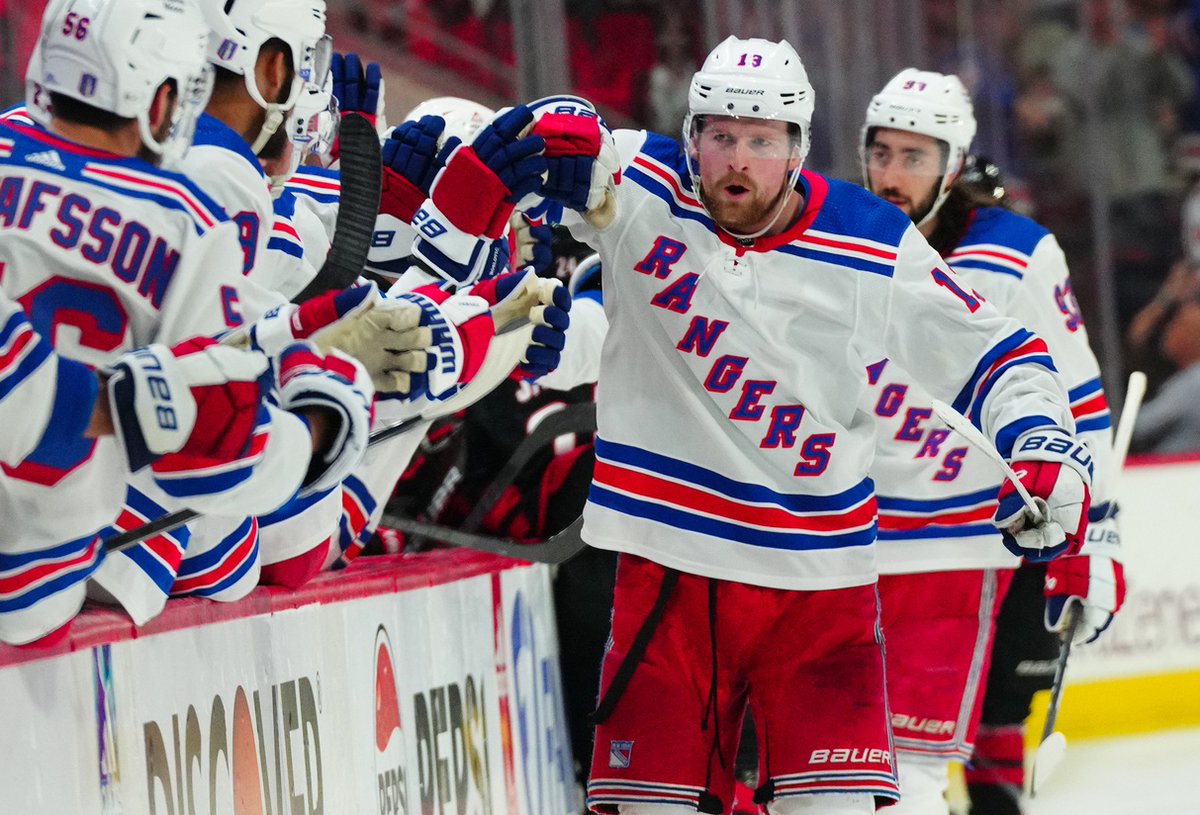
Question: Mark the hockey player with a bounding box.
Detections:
[511,38,1094,815]
[957,161,1110,815]
[0,288,283,530]
[859,70,1125,814]
[0,0,435,633]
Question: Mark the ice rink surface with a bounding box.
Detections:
[949,728,1200,814]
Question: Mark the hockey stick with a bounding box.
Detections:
[929,400,1047,525]
[393,401,595,556]
[461,402,595,533]
[291,113,382,303]
[377,514,586,565]
[102,412,429,554]
[103,320,556,553]
[1030,370,1146,796]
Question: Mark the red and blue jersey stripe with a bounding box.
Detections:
[589,438,877,550]
[876,486,1001,541]
[1068,377,1111,433]
[0,531,102,613]
[171,517,258,596]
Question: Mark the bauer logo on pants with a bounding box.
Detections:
[609,740,633,769]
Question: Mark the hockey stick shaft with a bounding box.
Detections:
[930,400,1046,523]
[102,412,428,553]
[378,514,586,565]
[1032,371,1144,795]
[1040,605,1081,743]
[1112,371,1146,476]
[291,113,382,303]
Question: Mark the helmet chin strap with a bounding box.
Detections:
[914,175,952,229]
[251,103,287,156]
[714,164,802,242]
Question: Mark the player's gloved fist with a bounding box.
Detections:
[468,267,562,333]
[409,107,546,282]
[510,212,554,273]
[992,426,1093,562]
[330,52,385,160]
[514,281,571,380]
[106,339,269,472]
[386,283,494,400]
[526,95,620,227]
[246,283,436,394]
[380,116,448,224]
[273,341,374,494]
[1044,547,1126,645]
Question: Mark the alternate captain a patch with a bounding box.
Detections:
[608,740,634,769]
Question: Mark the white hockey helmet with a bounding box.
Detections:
[199,0,331,154]
[684,36,814,160]
[365,98,498,279]
[569,252,602,297]
[30,0,214,168]
[683,36,814,239]
[22,0,72,127]
[402,96,495,147]
[861,68,977,226]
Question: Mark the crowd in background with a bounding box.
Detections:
[2,0,1198,451]
[337,0,1200,453]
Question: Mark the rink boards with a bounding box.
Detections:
[0,549,578,815]
[1035,454,1200,741]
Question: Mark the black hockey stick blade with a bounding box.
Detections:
[103,413,429,555]
[292,113,382,303]
[378,514,587,565]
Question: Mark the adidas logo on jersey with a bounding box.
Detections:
[26,150,66,171]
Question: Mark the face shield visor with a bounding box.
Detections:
[682,112,805,241]
[139,63,215,169]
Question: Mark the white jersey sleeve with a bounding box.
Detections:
[1005,233,1114,506]
[0,295,98,467]
[873,224,1074,461]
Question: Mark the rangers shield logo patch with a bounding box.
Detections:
[608,740,633,769]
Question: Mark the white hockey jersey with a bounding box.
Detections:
[870,206,1114,574]
[566,131,1076,591]
[0,121,309,642]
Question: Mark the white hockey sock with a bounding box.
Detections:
[887,756,951,815]
[766,793,875,814]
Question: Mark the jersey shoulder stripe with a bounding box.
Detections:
[0,121,227,234]
[285,166,340,203]
[947,207,1049,278]
[627,149,713,230]
[810,174,911,250]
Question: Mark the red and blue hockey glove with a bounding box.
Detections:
[106,338,268,472]
[1043,506,1125,644]
[386,283,495,400]
[469,268,572,378]
[273,341,374,494]
[245,283,438,395]
[511,213,555,274]
[411,106,547,283]
[380,115,448,224]
[330,52,384,160]
[526,95,620,225]
[992,426,1092,562]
